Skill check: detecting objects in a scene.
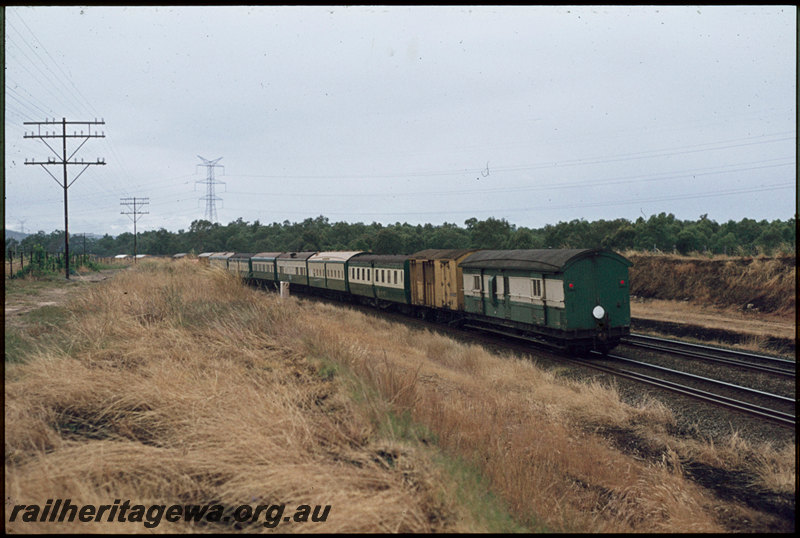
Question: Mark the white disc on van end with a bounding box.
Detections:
[592,305,605,319]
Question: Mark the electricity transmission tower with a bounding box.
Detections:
[120,197,149,263]
[24,118,106,279]
[195,156,225,223]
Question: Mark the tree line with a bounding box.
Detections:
[6,213,796,259]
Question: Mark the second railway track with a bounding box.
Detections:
[621,333,796,378]
[277,290,798,430]
[578,353,796,428]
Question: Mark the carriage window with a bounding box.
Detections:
[394,270,398,284]
[531,278,543,298]
[473,275,481,291]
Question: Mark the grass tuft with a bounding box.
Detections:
[5,258,792,533]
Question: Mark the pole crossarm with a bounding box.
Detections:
[120,197,150,221]
[23,117,106,279]
[120,197,149,262]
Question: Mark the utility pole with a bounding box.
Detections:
[196,155,225,223]
[120,197,149,263]
[24,118,106,279]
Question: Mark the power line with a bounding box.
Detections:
[222,132,795,181]
[7,11,141,207]
[221,159,794,199]
[14,11,100,118]
[120,197,150,261]
[256,182,795,218]
[24,117,106,279]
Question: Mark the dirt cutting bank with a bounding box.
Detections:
[626,253,796,316]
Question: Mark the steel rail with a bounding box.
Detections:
[574,355,796,428]
[623,333,796,378]
[604,354,795,404]
[458,323,795,427]
[252,285,796,428]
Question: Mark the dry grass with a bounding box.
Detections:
[630,298,795,341]
[298,304,776,533]
[625,252,796,317]
[6,259,794,533]
[5,261,468,533]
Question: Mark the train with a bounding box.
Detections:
[197,248,633,354]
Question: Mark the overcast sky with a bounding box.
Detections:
[4,5,796,237]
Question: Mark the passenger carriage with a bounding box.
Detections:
[348,254,411,305]
[209,252,235,270]
[251,252,282,288]
[276,252,316,286]
[227,253,254,279]
[458,249,632,353]
[197,252,215,265]
[307,251,363,292]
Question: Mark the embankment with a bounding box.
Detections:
[627,253,796,316]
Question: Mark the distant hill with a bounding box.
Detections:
[75,233,107,239]
[4,230,107,242]
[5,229,28,242]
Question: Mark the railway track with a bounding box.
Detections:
[578,353,796,428]
[621,333,796,378]
[446,322,797,429]
[269,289,797,430]
[476,328,797,429]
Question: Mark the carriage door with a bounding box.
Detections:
[503,276,511,319]
[541,276,548,326]
[423,260,436,307]
[479,270,487,315]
